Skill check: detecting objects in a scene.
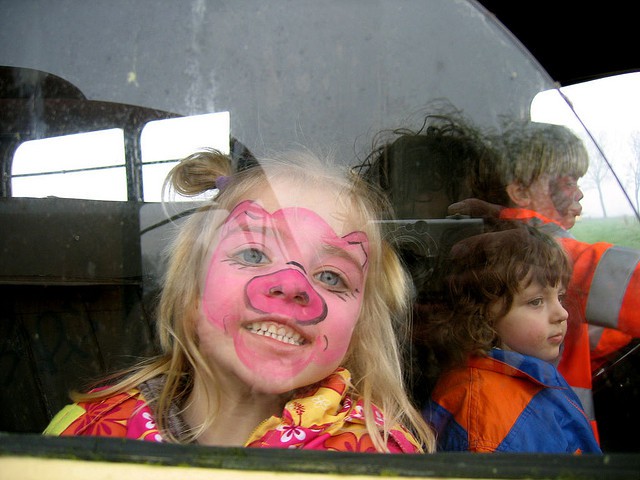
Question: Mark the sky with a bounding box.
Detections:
[531,72,640,218]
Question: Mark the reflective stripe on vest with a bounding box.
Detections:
[538,221,574,239]
[572,386,595,422]
[585,246,640,329]
[589,325,603,350]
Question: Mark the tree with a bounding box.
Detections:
[629,130,640,214]
[583,132,611,218]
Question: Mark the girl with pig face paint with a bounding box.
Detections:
[200,199,370,396]
[45,149,436,453]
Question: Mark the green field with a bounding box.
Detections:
[571,216,640,249]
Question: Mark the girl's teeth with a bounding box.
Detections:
[246,322,305,345]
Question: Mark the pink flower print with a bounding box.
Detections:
[347,403,365,421]
[277,424,308,444]
[127,405,161,441]
[338,395,352,413]
[372,406,385,426]
[345,401,385,426]
[142,412,156,430]
[139,430,164,442]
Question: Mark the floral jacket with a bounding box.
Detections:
[44,368,421,453]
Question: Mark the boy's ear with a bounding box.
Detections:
[505,182,531,207]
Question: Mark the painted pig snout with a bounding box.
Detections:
[245,268,327,325]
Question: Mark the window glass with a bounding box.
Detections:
[141,112,230,201]
[11,128,127,201]
[1,0,639,464]
[531,72,640,247]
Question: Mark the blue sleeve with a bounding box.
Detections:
[423,400,469,452]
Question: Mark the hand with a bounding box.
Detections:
[448,198,504,219]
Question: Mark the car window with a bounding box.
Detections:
[533,73,640,213]
[1,0,638,472]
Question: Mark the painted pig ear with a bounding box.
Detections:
[341,231,369,269]
[225,200,267,222]
[221,200,269,234]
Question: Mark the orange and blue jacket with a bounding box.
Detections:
[424,349,601,453]
[501,208,640,438]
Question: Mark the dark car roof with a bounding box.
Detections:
[478,0,639,85]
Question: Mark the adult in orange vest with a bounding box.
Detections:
[451,121,640,442]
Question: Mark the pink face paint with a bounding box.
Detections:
[245,268,328,325]
[200,200,369,389]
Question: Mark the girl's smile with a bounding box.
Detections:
[244,320,307,346]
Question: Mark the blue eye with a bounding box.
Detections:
[315,270,346,289]
[239,248,268,265]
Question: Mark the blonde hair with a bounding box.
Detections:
[473,122,589,206]
[501,122,589,185]
[73,148,436,453]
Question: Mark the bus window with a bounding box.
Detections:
[12,129,127,201]
[140,111,230,201]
